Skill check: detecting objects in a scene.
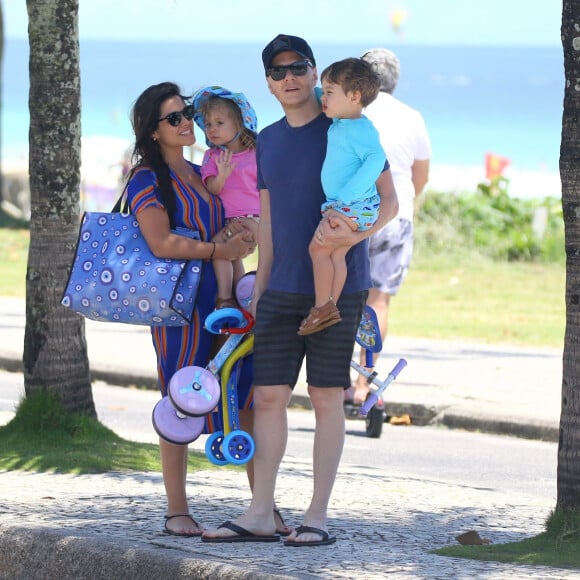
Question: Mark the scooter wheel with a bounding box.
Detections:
[365,404,384,438]
[235,271,256,309]
[168,365,220,417]
[151,397,205,445]
[222,430,255,465]
[205,431,228,465]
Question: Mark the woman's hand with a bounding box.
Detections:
[215,220,252,242]
[212,223,255,261]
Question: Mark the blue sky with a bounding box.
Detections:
[5,0,561,46]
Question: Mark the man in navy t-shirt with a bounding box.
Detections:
[202,34,398,547]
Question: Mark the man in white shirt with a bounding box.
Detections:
[349,48,432,405]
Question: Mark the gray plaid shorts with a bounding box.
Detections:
[253,290,367,389]
[368,218,413,295]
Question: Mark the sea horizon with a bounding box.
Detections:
[2,38,564,202]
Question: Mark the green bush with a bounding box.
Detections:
[415,184,564,263]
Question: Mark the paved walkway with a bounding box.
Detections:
[0,297,562,441]
[0,297,569,578]
[0,454,570,579]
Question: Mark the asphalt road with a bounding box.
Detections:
[0,369,556,504]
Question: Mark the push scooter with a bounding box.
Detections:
[345,305,407,438]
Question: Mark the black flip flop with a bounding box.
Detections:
[163,513,203,537]
[201,520,280,543]
[284,525,336,547]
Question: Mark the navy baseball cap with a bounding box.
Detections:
[262,34,316,72]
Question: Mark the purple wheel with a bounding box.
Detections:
[235,271,256,309]
[168,366,221,417]
[152,397,205,445]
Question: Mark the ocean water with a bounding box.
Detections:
[3,39,564,197]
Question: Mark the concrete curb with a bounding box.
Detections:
[0,356,559,443]
[435,411,559,442]
[0,526,293,580]
[0,356,23,375]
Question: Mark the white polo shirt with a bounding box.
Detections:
[364,92,431,221]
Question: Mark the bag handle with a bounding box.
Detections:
[111,185,130,215]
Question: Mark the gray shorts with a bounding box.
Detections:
[253,290,367,389]
[369,218,413,295]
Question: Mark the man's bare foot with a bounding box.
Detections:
[201,515,276,540]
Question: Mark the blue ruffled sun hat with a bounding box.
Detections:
[192,86,258,147]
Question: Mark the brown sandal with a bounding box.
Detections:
[215,296,238,309]
[298,300,341,335]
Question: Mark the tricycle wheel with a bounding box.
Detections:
[365,404,384,438]
[222,430,255,465]
[205,431,228,465]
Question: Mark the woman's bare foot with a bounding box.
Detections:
[163,514,204,537]
[284,516,335,546]
[273,508,292,536]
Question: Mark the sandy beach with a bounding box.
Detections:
[428,163,562,199]
[2,135,562,219]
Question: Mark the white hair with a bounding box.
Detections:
[361,48,400,94]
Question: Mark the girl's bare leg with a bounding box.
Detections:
[160,438,203,534]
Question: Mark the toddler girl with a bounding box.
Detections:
[193,86,259,309]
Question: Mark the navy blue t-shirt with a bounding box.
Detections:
[257,113,380,295]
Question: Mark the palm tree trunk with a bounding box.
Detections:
[558,0,580,509]
[25,0,95,416]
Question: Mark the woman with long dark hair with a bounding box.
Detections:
[125,82,254,536]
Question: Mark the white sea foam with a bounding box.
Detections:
[4,154,563,204]
[428,163,562,199]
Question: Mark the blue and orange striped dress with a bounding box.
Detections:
[127,162,252,428]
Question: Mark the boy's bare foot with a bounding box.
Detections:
[201,515,277,542]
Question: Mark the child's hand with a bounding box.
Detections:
[215,149,236,180]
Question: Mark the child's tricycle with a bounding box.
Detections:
[151,274,256,465]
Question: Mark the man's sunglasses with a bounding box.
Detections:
[267,60,312,82]
[158,104,194,127]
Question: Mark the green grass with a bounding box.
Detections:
[391,249,565,347]
[0,221,28,297]
[433,510,580,570]
[0,391,214,474]
[0,227,565,347]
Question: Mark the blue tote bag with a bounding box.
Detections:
[61,204,203,326]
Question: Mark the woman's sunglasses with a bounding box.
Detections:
[267,60,312,82]
[158,104,194,127]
